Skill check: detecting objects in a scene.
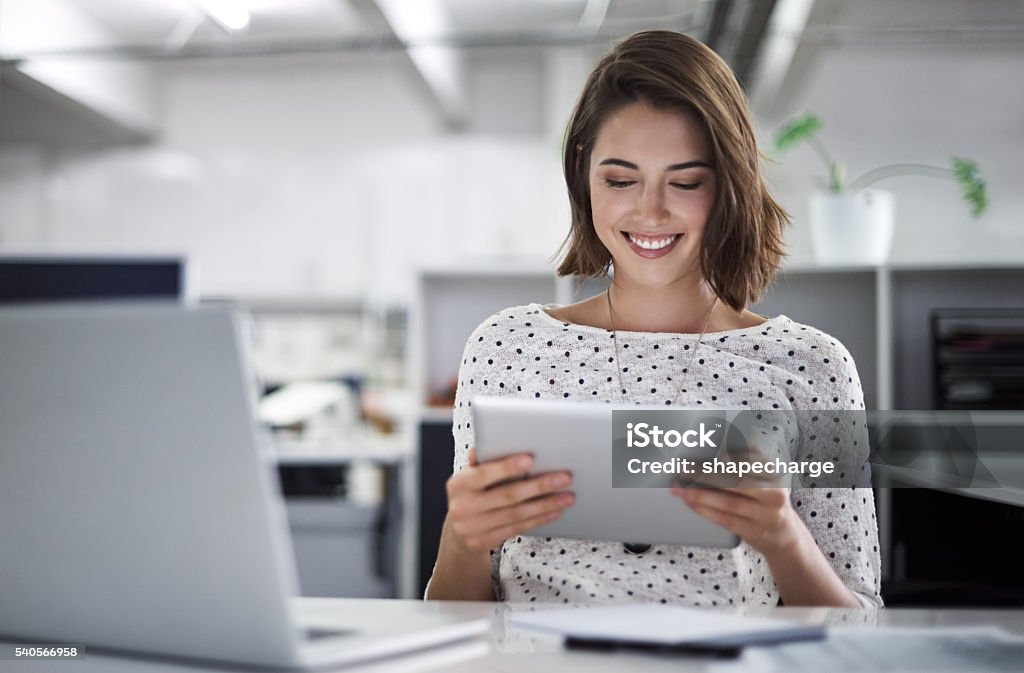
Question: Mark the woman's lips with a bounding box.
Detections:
[622,231,683,259]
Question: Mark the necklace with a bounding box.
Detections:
[606,287,719,405]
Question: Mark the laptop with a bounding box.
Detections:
[0,304,488,670]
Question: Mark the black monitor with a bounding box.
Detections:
[0,255,194,304]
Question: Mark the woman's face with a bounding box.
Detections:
[588,101,716,289]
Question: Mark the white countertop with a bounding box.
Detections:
[8,598,1023,673]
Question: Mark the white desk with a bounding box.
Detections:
[3,599,1024,672]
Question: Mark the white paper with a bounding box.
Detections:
[740,626,1024,672]
[510,605,819,644]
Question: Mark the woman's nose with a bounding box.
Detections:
[634,185,667,227]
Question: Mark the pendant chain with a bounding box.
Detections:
[606,288,718,404]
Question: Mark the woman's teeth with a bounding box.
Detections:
[627,233,680,250]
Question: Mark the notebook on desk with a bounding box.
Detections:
[510,604,826,655]
[0,304,488,670]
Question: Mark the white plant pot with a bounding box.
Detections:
[808,189,895,266]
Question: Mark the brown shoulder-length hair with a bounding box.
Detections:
[555,30,788,311]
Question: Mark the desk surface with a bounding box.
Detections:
[4,599,1024,673]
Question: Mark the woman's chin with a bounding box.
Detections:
[612,259,701,288]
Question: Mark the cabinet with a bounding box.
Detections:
[278,459,403,599]
[217,297,414,597]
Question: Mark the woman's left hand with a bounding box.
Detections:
[671,486,805,558]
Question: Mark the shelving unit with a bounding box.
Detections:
[412,261,1024,413]
[888,266,1024,410]
[198,296,413,597]
[410,264,564,414]
[408,264,563,593]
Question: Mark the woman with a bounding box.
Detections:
[426,30,882,608]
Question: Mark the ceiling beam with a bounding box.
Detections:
[730,0,777,89]
[748,0,845,119]
[347,0,467,131]
[702,0,734,51]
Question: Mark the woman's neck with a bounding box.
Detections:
[607,277,727,334]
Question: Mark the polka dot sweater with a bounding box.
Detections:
[449,303,883,608]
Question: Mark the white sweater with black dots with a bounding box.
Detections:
[449,303,883,608]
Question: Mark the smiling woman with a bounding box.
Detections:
[558,29,786,327]
[586,103,718,303]
[425,30,882,611]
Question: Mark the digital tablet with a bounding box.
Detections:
[472,396,741,548]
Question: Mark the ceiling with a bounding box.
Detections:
[2,0,1022,142]
[2,1,708,48]
[62,0,370,44]
[2,1,1022,68]
[0,1,760,73]
[67,0,704,39]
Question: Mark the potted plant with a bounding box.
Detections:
[773,112,988,265]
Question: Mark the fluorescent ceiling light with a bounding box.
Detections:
[192,0,251,31]
[377,0,445,40]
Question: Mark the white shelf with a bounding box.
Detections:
[417,260,559,278]
[410,265,562,411]
[781,261,1024,273]
[418,407,455,423]
[272,433,412,464]
[410,261,1024,415]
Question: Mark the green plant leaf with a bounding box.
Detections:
[952,157,988,218]
[774,113,823,152]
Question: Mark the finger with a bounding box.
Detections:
[737,467,790,487]
[671,487,765,522]
[454,491,575,537]
[456,452,533,492]
[732,455,793,487]
[675,490,772,540]
[472,506,569,551]
[448,472,569,520]
[475,471,572,513]
[730,442,773,462]
[673,468,742,490]
[677,489,791,544]
[468,447,478,466]
[680,458,788,489]
[685,502,760,540]
[721,486,791,509]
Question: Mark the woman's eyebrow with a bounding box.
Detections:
[598,158,711,171]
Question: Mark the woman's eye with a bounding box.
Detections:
[604,179,635,189]
[672,182,703,191]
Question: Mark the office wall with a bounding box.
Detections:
[1,38,1021,300]
[0,51,568,301]
[0,147,46,245]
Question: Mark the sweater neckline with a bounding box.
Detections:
[529,302,790,339]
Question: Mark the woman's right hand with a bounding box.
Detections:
[444,448,574,553]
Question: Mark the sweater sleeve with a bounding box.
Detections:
[789,336,883,608]
[450,314,504,600]
[423,314,504,600]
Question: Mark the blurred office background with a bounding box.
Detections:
[2,0,1023,605]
